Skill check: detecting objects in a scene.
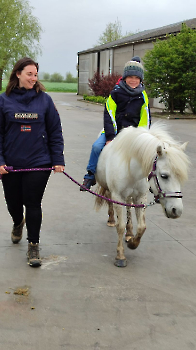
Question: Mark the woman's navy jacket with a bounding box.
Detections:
[0,88,64,168]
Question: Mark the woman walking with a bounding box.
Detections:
[0,57,65,267]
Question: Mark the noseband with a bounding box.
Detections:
[148,156,183,203]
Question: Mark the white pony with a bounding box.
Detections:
[95,122,190,267]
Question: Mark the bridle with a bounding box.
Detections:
[148,156,183,203]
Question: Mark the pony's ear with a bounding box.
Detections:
[157,145,163,156]
[181,141,188,151]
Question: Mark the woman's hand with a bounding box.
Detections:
[53,165,65,173]
[0,165,8,175]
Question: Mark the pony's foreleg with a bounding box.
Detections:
[114,204,127,267]
[127,195,147,250]
[125,206,134,242]
[107,201,116,227]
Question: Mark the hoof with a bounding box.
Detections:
[114,259,127,267]
[125,235,133,243]
[127,238,140,250]
[107,221,116,227]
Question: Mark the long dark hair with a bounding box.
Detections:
[6,57,45,96]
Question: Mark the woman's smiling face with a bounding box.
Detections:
[17,65,38,89]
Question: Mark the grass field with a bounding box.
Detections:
[1,80,77,93]
[40,81,77,92]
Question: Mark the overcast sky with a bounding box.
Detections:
[29,0,195,78]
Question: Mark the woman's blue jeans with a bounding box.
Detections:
[84,132,106,179]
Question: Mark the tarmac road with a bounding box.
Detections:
[0,92,196,350]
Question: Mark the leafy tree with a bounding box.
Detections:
[3,69,12,80]
[65,72,77,83]
[143,24,196,113]
[50,72,64,82]
[97,19,122,45]
[123,29,137,37]
[0,0,42,90]
[43,72,50,81]
[96,19,137,46]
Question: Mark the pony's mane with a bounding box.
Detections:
[112,121,190,183]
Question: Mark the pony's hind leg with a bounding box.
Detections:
[107,201,116,227]
[127,194,147,250]
[114,204,127,267]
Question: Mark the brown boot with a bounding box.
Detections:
[11,218,25,244]
[27,242,41,267]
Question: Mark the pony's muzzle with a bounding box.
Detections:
[164,205,183,219]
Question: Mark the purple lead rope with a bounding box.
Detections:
[62,171,149,208]
[0,166,54,180]
[0,166,151,208]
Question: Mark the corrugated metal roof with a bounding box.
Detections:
[78,18,196,54]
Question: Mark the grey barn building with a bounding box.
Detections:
[77,18,196,108]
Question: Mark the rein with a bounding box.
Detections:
[148,156,183,202]
[1,166,154,209]
[1,156,182,208]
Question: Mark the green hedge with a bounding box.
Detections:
[83,94,107,105]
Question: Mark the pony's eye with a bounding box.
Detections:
[161,174,169,179]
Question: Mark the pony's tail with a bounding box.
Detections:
[94,185,109,211]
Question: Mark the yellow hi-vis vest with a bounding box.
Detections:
[105,90,150,135]
[138,91,150,128]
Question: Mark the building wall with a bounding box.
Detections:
[89,53,98,78]
[113,41,154,76]
[100,50,110,75]
[113,44,134,75]
[133,41,154,63]
[78,52,98,95]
